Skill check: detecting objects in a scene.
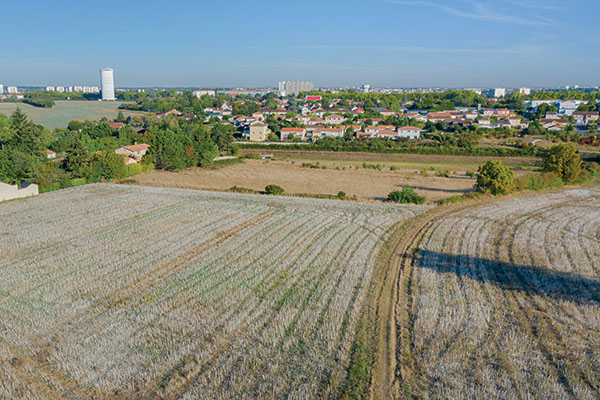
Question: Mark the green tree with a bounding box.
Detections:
[147,129,190,170]
[114,111,126,123]
[211,123,235,155]
[95,151,126,180]
[476,160,515,195]
[63,134,89,177]
[542,144,581,183]
[191,126,219,167]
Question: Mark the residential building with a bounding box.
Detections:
[193,89,216,97]
[45,149,57,159]
[492,88,506,98]
[46,86,55,92]
[280,127,306,141]
[247,122,270,142]
[362,84,370,93]
[324,114,344,124]
[278,81,313,96]
[396,126,421,139]
[518,88,531,95]
[573,111,599,125]
[114,144,149,161]
[56,86,65,93]
[0,84,3,94]
[100,68,115,100]
[7,86,18,94]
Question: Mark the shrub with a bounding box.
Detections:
[390,165,398,171]
[515,172,564,191]
[543,144,582,183]
[387,187,426,204]
[465,170,476,178]
[337,191,347,200]
[435,169,451,177]
[476,160,514,195]
[420,169,429,177]
[265,184,284,195]
[242,152,261,160]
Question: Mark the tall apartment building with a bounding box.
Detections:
[100,68,115,100]
[492,88,506,98]
[7,86,18,94]
[278,81,313,96]
[518,87,531,95]
[362,84,370,93]
[0,84,3,94]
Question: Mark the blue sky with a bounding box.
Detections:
[1,0,598,88]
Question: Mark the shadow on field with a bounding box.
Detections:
[402,186,474,194]
[414,250,600,306]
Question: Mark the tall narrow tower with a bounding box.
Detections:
[100,68,115,100]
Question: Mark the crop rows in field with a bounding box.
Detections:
[404,188,600,399]
[0,183,424,399]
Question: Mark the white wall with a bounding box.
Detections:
[0,182,39,202]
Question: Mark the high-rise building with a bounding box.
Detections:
[7,86,18,94]
[362,84,371,93]
[0,84,3,94]
[518,88,531,95]
[492,88,506,98]
[100,68,115,100]
[278,81,313,96]
[46,86,55,92]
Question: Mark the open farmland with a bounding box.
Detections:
[387,188,600,399]
[0,101,146,129]
[0,184,425,399]
[132,158,503,203]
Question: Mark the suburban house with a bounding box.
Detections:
[156,109,182,118]
[396,126,421,139]
[0,181,39,202]
[45,149,56,159]
[115,143,150,162]
[364,125,396,135]
[109,122,124,130]
[573,111,599,126]
[373,129,400,139]
[280,127,306,141]
[247,122,270,142]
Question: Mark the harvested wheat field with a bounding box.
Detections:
[0,184,425,399]
[393,188,600,399]
[131,158,488,202]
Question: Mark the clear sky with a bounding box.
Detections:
[1,0,598,88]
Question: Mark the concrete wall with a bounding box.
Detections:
[0,182,39,202]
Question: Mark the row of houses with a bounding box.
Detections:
[244,122,423,142]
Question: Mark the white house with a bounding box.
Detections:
[280,128,306,141]
[396,126,421,139]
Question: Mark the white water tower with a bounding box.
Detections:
[100,68,115,100]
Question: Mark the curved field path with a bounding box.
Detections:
[370,187,600,399]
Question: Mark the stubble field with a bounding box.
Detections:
[0,184,425,399]
[395,188,600,399]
